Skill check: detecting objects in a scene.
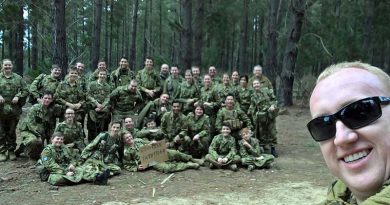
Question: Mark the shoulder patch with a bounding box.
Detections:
[42,156,49,161]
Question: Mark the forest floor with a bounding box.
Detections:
[0,105,334,205]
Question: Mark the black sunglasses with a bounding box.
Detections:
[307,96,390,142]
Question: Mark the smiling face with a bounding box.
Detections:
[124,118,134,130]
[110,123,121,137]
[42,94,53,107]
[51,67,62,79]
[309,67,390,201]
[221,125,231,136]
[119,58,129,69]
[2,60,13,76]
[123,133,134,146]
[145,58,153,69]
[51,135,64,147]
[194,106,204,117]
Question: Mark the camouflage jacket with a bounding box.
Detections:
[55,81,86,106]
[197,85,219,115]
[40,144,76,175]
[0,72,28,116]
[237,87,253,113]
[182,113,210,139]
[321,179,390,205]
[19,103,63,138]
[213,84,239,106]
[136,98,171,128]
[208,134,237,160]
[110,67,135,88]
[136,68,161,93]
[161,111,186,141]
[238,137,261,158]
[54,121,86,151]
[87,81,112,121]
[216,107,253,131]
[163,76,182,99]
[248,75,273,90]
[104,85,143,113]
[123,138,148,172]
[29,74,60,100]
[88,69,111,83]
[81,132,122,166]
[248,87,277,116]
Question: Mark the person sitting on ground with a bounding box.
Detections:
[307,61,390,204]
[122,132,203,173]
[205,124,240,171]
[238,128,274,171]
[37,132,108,186]
[80,121,123,180]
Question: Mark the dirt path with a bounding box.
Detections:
[0,106,334,205]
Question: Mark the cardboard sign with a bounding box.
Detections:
[139,139,168,167]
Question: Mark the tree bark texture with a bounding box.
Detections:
[238,0,249,73]
[91,0,103,71]
[53,0,68,75]
[265,0,280,88]
[280,0,305,107]
[130,0,139,70]
[182,0,193,70]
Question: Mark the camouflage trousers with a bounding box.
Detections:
[180,136,209,159]
[241,154,274,168]
[20,131,45,160]
[0,116,19,153]
[153,150,196,173]
[205,154,241,168]
[47,167,85,186]
[253,115,277,146]
[81,159,121,181]
[86,114,110,142]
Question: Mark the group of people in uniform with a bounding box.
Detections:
[0,56,279,186]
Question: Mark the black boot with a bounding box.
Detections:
[271,146,278,158]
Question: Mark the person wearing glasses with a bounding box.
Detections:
[307,62,390,204]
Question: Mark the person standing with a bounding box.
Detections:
[29,64,62,104]
[110,57,135,88]
[0,59,28,161]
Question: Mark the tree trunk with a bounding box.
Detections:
[193,0,204,67]
[182,0,193,70]
[130,0,139,70]
[31,0,38,70]
[143,0,148,65]
[109,1,114,67]
[52,0,68,75]
[159,0,162,54]
[265,0,280,88]
[15,1,24,75]
[91,0,103,71]
[279,0,305,107]
[362,0,375,63]
[238,0,249,72]
[104,0,109,63]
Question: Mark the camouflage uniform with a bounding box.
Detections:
[237,87,253,114]
[104,85,143,122]
[248,75,273,89]
[136,68,161,101]
[29,74,60,104]
[160,111,186,150]
[54,121,86,153]
[215,107,253,140]
[163,76,182,99]
[19,103,63,160]
[54,81,86,124]
[238,137,274,169]
[65,73,88,92]
[123,138,199,173]
[174,82,200,114]
[321,180,390,205]
[110,67,135,88]
[205,134,240,168]
[136,98,171,128]
[248,87,278,149]
[213,84,239,106]
[80,132,122,179]
[86,80,112,141]
[197,85,219,136]
[123,127,139,139]
[181,113,211,158]
[0,72,28,157]
[38,144,84,185]
[136,127,166,141]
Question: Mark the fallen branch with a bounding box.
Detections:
[152,187,156,197]
[138,179,146,185]
[160,173,174,185]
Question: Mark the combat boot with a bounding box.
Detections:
[0,153,7,162]
[271,146,278,158]
[191,158,204,166]
[186,162,200,170]
[247,165,255,171]
[8,151,16,161]
[229,164,238,172]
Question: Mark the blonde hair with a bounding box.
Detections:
[317,61,390,89]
